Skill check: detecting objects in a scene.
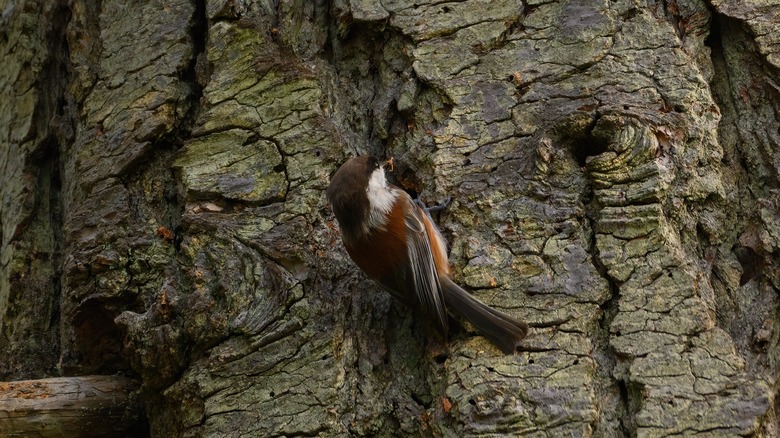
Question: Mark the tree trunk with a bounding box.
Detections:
[1,0,778,436]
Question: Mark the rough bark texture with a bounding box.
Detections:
[1,0,778,437]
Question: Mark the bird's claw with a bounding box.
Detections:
[415,195,452,219]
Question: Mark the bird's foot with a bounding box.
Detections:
[415,195,452,219]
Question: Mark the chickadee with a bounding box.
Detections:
[326,156,528,354]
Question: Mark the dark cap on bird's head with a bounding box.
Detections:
[326,156,382,238]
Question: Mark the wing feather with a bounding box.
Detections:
[400,196,449,333]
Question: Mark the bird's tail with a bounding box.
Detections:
[441,276,528,354]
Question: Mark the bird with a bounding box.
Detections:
[326,155,528,354]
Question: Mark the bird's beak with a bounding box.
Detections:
[384,157,394,172]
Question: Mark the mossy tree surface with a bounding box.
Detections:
[1,0,778,436]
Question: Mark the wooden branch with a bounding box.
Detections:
[0,375,143,437]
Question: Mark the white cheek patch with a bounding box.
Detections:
[365,168,398,231]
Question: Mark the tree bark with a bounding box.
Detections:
[1,0,778,437]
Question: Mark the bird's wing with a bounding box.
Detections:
[398,194,449,333]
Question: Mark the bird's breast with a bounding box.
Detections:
[344,197,408,281]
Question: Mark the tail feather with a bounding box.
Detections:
[441,276,528,354]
